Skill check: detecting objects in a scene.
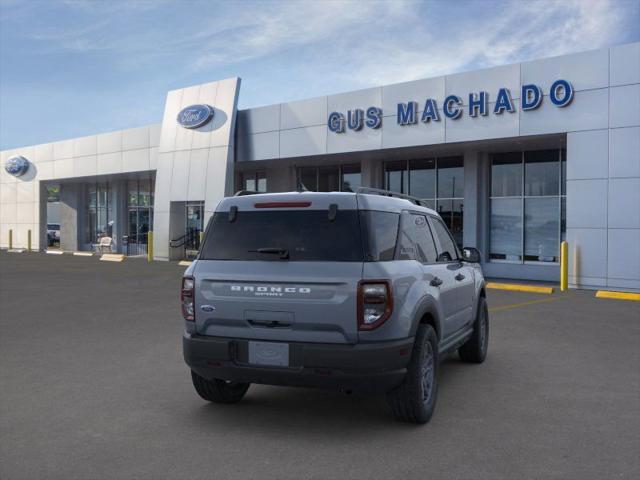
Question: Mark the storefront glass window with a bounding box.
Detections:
[297,164,361,192]
[241,172,267,192]
[491,152,522,197]
[384,156,464,247]
[341,164,361,192]
[490,149,565,263]
[490,198,523,261]
[409,159,435,199]
[524,150,559,196]
[437,157,464,198]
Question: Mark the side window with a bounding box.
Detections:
[431,217,459,262]
[397,213,438,263]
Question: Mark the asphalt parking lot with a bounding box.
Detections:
[1,252,638,480]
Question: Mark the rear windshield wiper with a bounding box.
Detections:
[248,247,290,260]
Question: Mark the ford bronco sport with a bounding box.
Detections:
[182,189,488,423]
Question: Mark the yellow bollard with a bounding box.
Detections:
[28,229,32,252]
[147,231,153,262]
[560,241,568,292]
[8,229,12,250]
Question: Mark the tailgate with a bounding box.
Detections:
[194,260,363,344]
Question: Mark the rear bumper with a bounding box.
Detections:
[183,333,414,393]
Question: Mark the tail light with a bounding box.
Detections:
[358,280,393,330]
[181,276,195,321]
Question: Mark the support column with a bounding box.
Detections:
[59,183,81,252]
[361,157,382,188]
[462,151,481,251]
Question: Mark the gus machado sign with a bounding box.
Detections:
[327,79,573,133]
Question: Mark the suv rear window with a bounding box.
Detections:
[200,210,364,261]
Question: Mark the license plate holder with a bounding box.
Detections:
[248,341,289,367]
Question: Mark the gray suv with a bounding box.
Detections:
[182,189,488,423]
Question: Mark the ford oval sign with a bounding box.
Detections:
[176,104,214,129]
[5,156,29,177]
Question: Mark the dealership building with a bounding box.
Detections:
[1,42,639,291]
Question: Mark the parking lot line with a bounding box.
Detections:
[595,290,640,302]
[486,282,554,294]
[489,295,569,313]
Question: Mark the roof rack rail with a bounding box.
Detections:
[355,187,430,207]
[234,190,261,196]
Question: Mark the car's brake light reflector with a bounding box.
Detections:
[181,276,195,321]
[358,280,393,330]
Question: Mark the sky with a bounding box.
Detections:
[1,0,639,150]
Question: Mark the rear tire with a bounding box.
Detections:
[386,324,438,424]
[190,371,250,404]
[459,296,489,363]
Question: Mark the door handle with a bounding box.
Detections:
[455,273,465,281]
[430,277,443,287]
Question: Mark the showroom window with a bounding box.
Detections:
[297,164,361,192]
[240,171,267,192]
[384,157,463,247]
[489,149,566,263]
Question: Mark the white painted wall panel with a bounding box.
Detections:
[96,152,122,175]
[608,178,640,228]
[122,149,150,173]
[520,88,609,136]
[566,130,609,180]
[446,105,519,143]
[170,150,190,201]
[73,155,97,178]
[566,179,607,229]
[74,135,97,157]
[383,77,446,113]
[237,131,279,162]
[53,139,74,160]
[327,124,381,154]
[122,126,150,151]
[521,48,609,92]
[187,148,208,201]
[609,127,640,178]
[446,64,521,101]
[610,43,640,86]
[149,124,161,147]
[280,126,326,157]
[53,158,74,178]
[567,228,608,278]
[97,131,122,154]
[239,104,281,134]
[281,97,326,130]
[382,118,445,149]
[609,84,640,128]
[608,229,640,279]
[34,143,54,163]
[149,147,159,171]
[328,87,382,113]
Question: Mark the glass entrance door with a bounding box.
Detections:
[185,202,204,259]
[125,178,154,256]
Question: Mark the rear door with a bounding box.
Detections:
[193,202,363,344]
[428,216,475,333]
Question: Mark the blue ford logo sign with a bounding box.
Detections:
[176,104,214,129]
[5,156,29,177]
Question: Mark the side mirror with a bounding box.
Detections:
[462,247,481,263]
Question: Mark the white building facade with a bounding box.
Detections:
[1,43,639,291]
